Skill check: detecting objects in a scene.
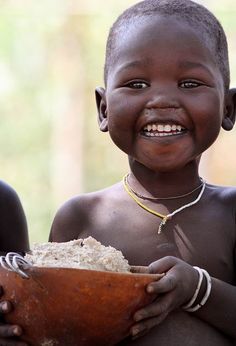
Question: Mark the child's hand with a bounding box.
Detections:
[0,295,28,345]
[131,256,199,339]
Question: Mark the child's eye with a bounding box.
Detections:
[125,81,149,89]
[179,80,202,89]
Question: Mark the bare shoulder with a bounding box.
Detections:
[0,179,26,220]
[206,182,236,204]
[0,180,29,254]
[204,183,236,228]
[0,179,21,202]
[49,182,123,242]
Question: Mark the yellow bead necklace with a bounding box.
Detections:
[123,174,206,234]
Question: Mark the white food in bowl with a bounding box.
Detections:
[25,236,130,273]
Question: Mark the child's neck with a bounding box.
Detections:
[129,163,201,199]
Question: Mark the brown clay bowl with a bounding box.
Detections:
[0,266,162,346]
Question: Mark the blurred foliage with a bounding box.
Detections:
[0,0,235,245]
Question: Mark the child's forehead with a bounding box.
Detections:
[114,16,214,63]
[117,15,208,48]
[105,4,229,89]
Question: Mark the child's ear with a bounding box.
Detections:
[95,87,108,132]
[222,88,236,131]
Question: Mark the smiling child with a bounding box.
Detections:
[49,1,236,345]
[2,0,236,345]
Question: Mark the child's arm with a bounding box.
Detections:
[0,181,29,254]
[0,181,29,344]
[131,256,236,341]
[49,197,86,242]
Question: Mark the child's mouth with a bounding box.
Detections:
[142,123,186,137]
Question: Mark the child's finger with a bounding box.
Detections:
[133,293,173,322]
[149,256,179,274]
[0,338,28,346]
[131,311,169,339]
[0,301,12,314]
[0,324,22,338]
[146,273,177,294]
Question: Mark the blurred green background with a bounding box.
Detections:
[0,0,235,245]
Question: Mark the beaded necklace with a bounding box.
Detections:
[123,174,206,234]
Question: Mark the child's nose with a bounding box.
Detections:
[146,89,180,109]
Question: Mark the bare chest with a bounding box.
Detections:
[86,200,235,283]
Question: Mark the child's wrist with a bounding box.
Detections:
[182,266,212,312]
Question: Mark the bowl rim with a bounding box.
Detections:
[22,265,164,279]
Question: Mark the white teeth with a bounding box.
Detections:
[143,123,184,132]
[164,125,171,132]
[143,123,185,137]
[177,125,182,131]
[145,131,183,137]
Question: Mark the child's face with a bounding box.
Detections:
[101,16,226,172]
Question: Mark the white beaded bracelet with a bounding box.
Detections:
[182,266,203,310]
[183,268,212,312]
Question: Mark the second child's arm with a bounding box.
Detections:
[0,182,30,345]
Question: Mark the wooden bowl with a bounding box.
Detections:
[0,266,162,346]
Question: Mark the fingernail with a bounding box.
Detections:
[1,301,8,311]
[147,285,154,293]
[131,327,140,336]
[131,326,147,340]
[13,326,22,336]
[134,313,143,322]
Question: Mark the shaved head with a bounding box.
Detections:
[104,0,230,89]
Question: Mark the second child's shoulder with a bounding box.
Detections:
[0,179,26,219]
[0,179,21,202]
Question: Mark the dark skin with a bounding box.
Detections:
[50,182,236,345]
[4,15,236,346]
[0,180,29,345]
[50,17,236,345]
